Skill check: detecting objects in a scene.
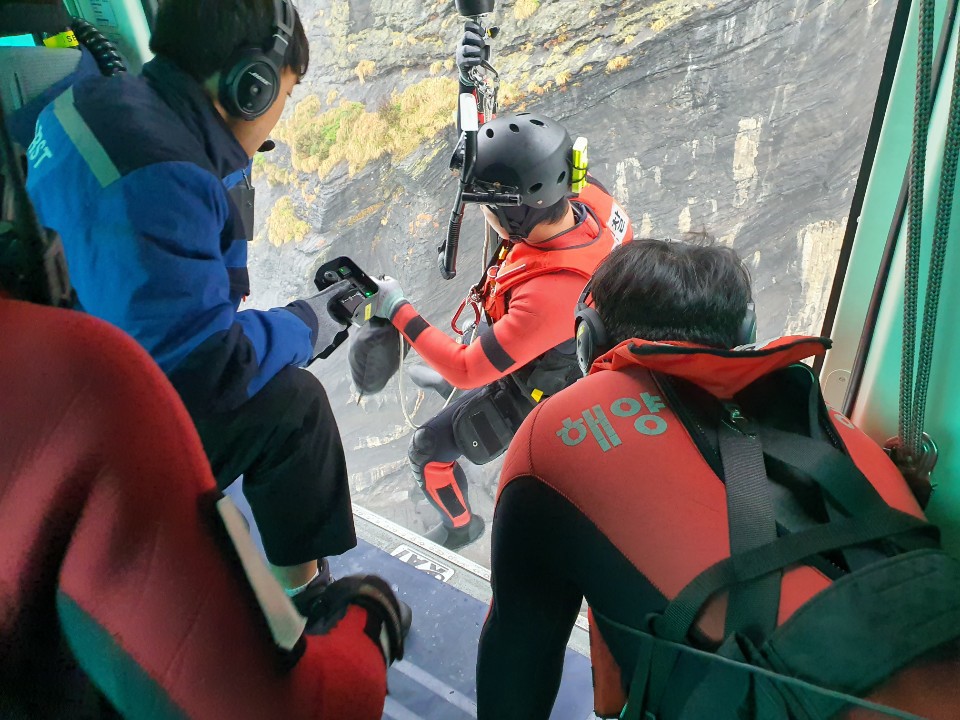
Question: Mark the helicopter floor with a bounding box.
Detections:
[225,483,597,720]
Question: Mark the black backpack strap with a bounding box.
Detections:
[652,506,936,643]
[760,428,889,516]
[760,428,939,556]
[636,403,782,719]
[621,633,681,720]
[718,404,780,644]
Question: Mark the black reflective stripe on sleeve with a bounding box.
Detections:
[480,330,516,372]
[403,311,430,342]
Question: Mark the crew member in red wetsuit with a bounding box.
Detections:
[370,113,632,549]
[476,239,960,719]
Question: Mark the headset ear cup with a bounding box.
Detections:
[575,306,607,376]
[738,302,757,347]
[575,318,594,377]
[219,49,281,121]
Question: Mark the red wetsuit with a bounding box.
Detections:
[390,183,632,535]
[0,299,387,719]
[477,337,960,719]
[391,182,631,391]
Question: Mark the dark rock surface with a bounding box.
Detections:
[246,0,894,566]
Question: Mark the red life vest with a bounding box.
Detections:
[497,336,926,717]
[482,183,633,321]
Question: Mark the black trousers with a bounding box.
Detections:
[409,381,530,527]
[191,366,356,567]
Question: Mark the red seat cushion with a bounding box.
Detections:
[0,299,386,719]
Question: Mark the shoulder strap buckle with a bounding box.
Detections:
[721,401,756,436]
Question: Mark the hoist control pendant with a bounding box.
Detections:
[884,433,939,509]
[455,0,495,17]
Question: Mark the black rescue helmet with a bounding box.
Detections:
[472,113,573,208]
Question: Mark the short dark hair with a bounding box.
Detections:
[150,0,309,82]
[540,198,571,226]
[590,237,752,348]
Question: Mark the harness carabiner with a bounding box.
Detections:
[451,291,482,337]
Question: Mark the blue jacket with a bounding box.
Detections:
[26,57,319,415]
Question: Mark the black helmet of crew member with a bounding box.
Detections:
[472,112,574,241]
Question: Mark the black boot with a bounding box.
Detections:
[424,515,486,550]
[398,600,413,637]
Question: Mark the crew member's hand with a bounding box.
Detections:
[287,280,351,359]
[371,276,406,321]
[305,575,406,666]
[457,21,487,84]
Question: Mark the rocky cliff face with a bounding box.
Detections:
[246,0,894,564]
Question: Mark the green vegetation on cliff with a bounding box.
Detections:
[253,152,295,186]
[275,77,458,179]
[266,196,310,247]
[514,0,540,21]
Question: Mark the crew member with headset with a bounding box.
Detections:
[476,238,960,719]
[370,64,633,548]
[1,91,404,718]
[23,0,403,625]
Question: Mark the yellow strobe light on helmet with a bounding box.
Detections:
[571,137,589,193]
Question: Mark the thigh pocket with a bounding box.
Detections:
[452,385,530,465]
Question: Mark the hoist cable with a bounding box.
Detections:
[397,335,457,431]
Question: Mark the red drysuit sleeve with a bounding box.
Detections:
[391,270,585,390]
[0,299,387,720]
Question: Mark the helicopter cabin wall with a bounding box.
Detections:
[63,0,153,72]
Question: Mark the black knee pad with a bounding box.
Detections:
[408,428,439,481]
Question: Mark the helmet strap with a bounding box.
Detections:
[492,204,554,242]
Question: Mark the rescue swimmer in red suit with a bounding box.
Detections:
[368,110,632,550]
[476,238,960,719]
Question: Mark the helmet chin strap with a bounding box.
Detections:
[491,204,553,243]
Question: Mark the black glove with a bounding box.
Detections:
[456,20,487,84]
[304,575,405,666]
[285,280,352,360]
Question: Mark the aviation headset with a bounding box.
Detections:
[219,0,296,120]
[574,284,758,376]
